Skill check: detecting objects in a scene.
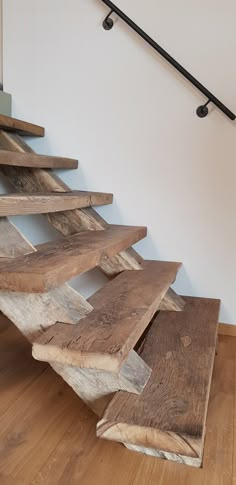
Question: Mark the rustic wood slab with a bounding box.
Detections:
[0,130,185,422]
[32,260,182,372]
[0,225,147,293]
[0,219,92,340]
[0,131,184,314]
[0,219,150,414]
[0,191,113,216]
[0,150,78,168]
[0,114,44,136]
[0,131,145,278]
[97,296,220,464]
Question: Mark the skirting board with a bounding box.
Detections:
[218,323,236,337]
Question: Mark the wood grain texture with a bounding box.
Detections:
[52,349,152,411]
[0,114,44,137]
[0,217,36,258]
[0,190,113,216]
[0,131,181,312]
[218,322,236,337]
[0,219,92,340]
[33,261,181,372]
[0,320,47,417]
[0,149,78,168]
[0,320,234,484]
[0,225,147,293]
[158,287,186,311]
[35,343,152,396]
[0,131,144,278]
[0,284,92,342]
[0,220,149,413]
[124,443,201,468]
[97,296,220,464]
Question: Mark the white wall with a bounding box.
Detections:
[2,0,236,323]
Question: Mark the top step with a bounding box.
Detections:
[0,114,44,137]
[0,150,78,169]
[32,260,182,372]
[97,296,220,466]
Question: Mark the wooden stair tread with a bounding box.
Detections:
[97,296,220,461]
[0,191,113,216]
[0,114,44,136]
[0,225,147,293]
[32,260,182,372]
[0,150,78,169]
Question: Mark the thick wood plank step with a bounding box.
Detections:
[0,191,113,216]
[0,114,44,136]
[0,225,147,293]
[97,297,220,466]
[32,261,182,372]
[0,150,78,169]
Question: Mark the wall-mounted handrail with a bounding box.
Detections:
[100,0,236,120]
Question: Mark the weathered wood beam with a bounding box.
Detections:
[0,225,147,293]
[0,218,150,415]
[0,149,78,169]
[0,191,113,216]
[32,261,181,371]
[0,130,183,310]
[0,114,44,137]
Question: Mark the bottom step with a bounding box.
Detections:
[97,296,220,467]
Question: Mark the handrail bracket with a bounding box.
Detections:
[103,9,114,30]
[196,100,211,118]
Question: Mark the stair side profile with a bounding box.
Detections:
[0,191,113,216]
[0,114,220,467]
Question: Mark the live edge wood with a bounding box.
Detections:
[33,261,182,372]
[0,191,113,216]
[97,296,220,465]
[0,225,147,293]
[0,150,78,168]
[0,114,44,137]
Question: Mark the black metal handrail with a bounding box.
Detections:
[100,0,235,120]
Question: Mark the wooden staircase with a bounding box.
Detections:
[0,113,220,468]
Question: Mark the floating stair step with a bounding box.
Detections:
[32,260,182,371]
[0,191,113,216]
[0,224,147,293]
[0,114,44,136]
[97,297,220,466]
[0,150,78,169]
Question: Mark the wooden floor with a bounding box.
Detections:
[0,314,235,485]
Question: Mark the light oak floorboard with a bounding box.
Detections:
[218,322,236,337]
[0,316,234,485]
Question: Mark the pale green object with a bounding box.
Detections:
[0,91,12,116]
